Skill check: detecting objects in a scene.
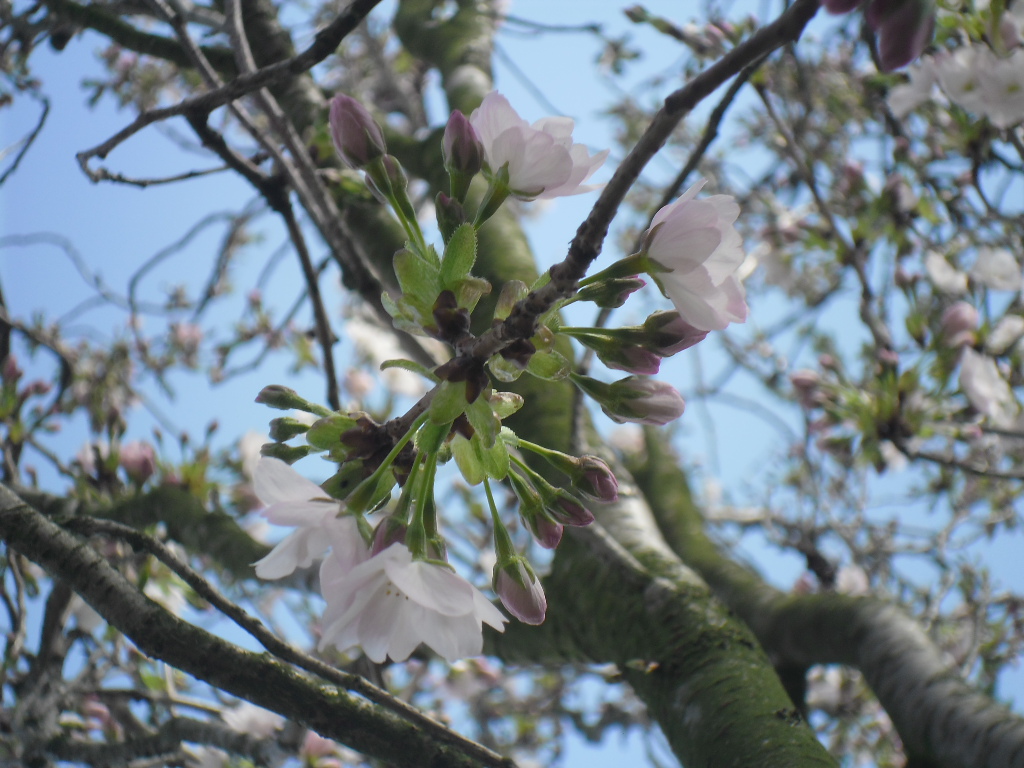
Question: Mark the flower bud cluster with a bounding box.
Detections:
[246,90,753,664]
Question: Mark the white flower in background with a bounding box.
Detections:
[887,60,937,118]
[319,543,506,663]
[469,91,608,200]
[221,701,284,737]
[1001,1,1024,47]
[959,347,1018,427]
[933,46,1024,129]
[924,251,968,295]
[76,440,110,476]
[237,431,268,480]
[345,315,428,398]
[69,595,105,634]
[986,315,1024,355]
[970,247,1022,291]
[252,457,368,579]
[642,180,748,331]
[835,565,871,595]
[979,49,1024,129]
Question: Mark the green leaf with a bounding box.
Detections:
[454,276,491,313]
[381,358,439,384]
[416,420,452,454]
[429,380,468,424]
[394,248,441,316]
[465,392,498,448]
[480,436,509,480]
[440,223,477,289]
[306,413,361,450]
[488,355,525,383]
[489,391,524,419]
[451,435,485,485]
[321,461,367,500]
[527,348,571,381]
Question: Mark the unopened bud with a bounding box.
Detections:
[435,192,467,243]
[642,310,708,355]
[371,516,408,555]
[571,374,686,426]
[255,385,332,417]
[442,110,485,202]
[576,455,619,502]
[329,94,387,168]
[940,301,979,349]
[574,276,647,309]
[493,558,546,625]
[268,417,312,442]
[548,491,595,527]
[789,369,822,410]
[120,440,156,483]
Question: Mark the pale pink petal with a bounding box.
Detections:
[254,457,328,506]
[387,557,475,616]
[254,528,330,579]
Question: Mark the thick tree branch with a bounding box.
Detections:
[628,427,1024,768]
[0,484,514,768]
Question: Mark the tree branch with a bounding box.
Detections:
[0,483,514,768]
[628,427,1024,768]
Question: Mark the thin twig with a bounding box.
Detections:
[0,94,50,187]
[75,0,384,175]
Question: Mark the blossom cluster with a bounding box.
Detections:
[888,5,1024,128]
[249,90,750,664]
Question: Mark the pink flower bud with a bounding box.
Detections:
[548,492,595,527]
[822,0,864,12]
[790,369,822,409]
[940,301,979,348]
[442,110,485,178]
[576,455,619,502]
[329,94,387,168]
[494,559,547,625]
[643,311,709,356]
[866,0,936,71]
[604,345,662,375]
[371,517,408,555]
[120,441,156,483]
[525,512,563,549]
[573,375,686,426]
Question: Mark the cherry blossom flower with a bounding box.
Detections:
[319,543,506,663]
[970,247,1021,292]
[933,46,1024,129]
[924,251,967,295]
[940,302,979,349]
[959,348,1018,427]
[221,702,284,737]
[887,60,937,118]
[986,316,1024,355]
[641,180,748,331]
[468,92,608,200]
[251,457,368,579]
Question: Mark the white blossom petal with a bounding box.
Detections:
[469,92,606,200]
[970,247,1021,292]
[643,181,748,331]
